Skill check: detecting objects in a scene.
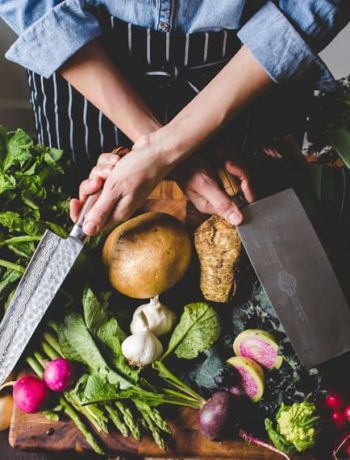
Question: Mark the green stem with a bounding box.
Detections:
[26,356,44,379]
[115,401,141,441]
[42,340,60,360]
[32,350,108,435]
[0,259,25,273]
[33,351,47,369]
[2,235,41,245]
[153,361,205,406]
[105,404,129,437]
[47,321,59,333]
[60,397,105,455]
[43,332,63,357]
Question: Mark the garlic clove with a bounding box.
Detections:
[121,331,163,367]
[130,297,176,337]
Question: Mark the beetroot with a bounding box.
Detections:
[13,375,48,413]
[44,359,76,392]
[198,391,234,440]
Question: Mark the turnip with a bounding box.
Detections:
[44,358,76,392]
[13,375,48,413]
[198,391,234,440]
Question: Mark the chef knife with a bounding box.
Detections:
[219,167,350,369]
[0,146,129,387]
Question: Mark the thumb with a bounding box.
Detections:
[200,179,243,225]
[82,188,120,235]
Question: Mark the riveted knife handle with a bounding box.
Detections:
[69,146,130,241]
[217,166,247,208]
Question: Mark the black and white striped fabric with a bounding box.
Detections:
[26,10,241,182]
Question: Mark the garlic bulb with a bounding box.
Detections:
[122,311,163,366]
[130,296,176,337]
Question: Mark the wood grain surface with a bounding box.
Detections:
[8,180,314,459]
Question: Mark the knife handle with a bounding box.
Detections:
[217,166,247,208]
[70,146,130,241]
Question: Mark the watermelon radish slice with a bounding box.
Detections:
[227,356,264,402]
[233,329,283,370]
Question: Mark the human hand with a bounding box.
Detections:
[70,140,170,235]
[173,147,254,225]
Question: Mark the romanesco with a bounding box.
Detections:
[265,400,320,454]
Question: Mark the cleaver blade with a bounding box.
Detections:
[236,188,350,369]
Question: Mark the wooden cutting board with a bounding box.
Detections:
[8,181,312,459]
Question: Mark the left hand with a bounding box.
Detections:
[173,147,254,225]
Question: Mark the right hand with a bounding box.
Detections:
[70,152,121,223]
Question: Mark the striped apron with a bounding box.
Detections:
[26,8,310,191]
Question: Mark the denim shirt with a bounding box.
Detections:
[1,0,349,90]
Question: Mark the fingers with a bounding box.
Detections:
[82,183,123,235]
[197,175,243,225]
[79,176,103,202]
[70,198,82,223]
[224,160,255,203]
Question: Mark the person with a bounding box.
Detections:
[1,1,349,235]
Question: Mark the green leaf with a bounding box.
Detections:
[82,288,139,382]
[44,148,63,165]
[0,269,22,300]
[0,124,7,162]
[0,172,16,194]
[164,302,221,360]
[0,211,44,236]
[3,129,33,172]
[77,374,119,404]
[58,311,109,374]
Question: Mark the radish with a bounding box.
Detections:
[13,375,48,413]
[344,405,350,423]
[325,392,345,411]
[44,359,76,392]
[332,410,347,430]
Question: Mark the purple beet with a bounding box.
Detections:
[198,391,234,440]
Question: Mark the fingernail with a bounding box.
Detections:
[108,156,118,164]
[228,212,241,225]
[83,220,97,235]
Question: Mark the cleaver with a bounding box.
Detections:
[0,146,129,387]
[219,168,350,369]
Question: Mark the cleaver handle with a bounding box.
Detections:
[217,166,247,209]
[70,146,130,241]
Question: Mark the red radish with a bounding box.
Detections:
[13,375,48,413]
[325,392,345,411]
[332,411,347,430]
[344,405,350,423]
[346,443,350,457]
[44,359,75,392]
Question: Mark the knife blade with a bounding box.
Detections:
[0,146,130,386]
[0,231,82,386]
[218,168,350,368]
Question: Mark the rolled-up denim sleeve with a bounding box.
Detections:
[1,0,101,78]
[237,0,350,90]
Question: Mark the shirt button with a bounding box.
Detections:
[159,22,169,31]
